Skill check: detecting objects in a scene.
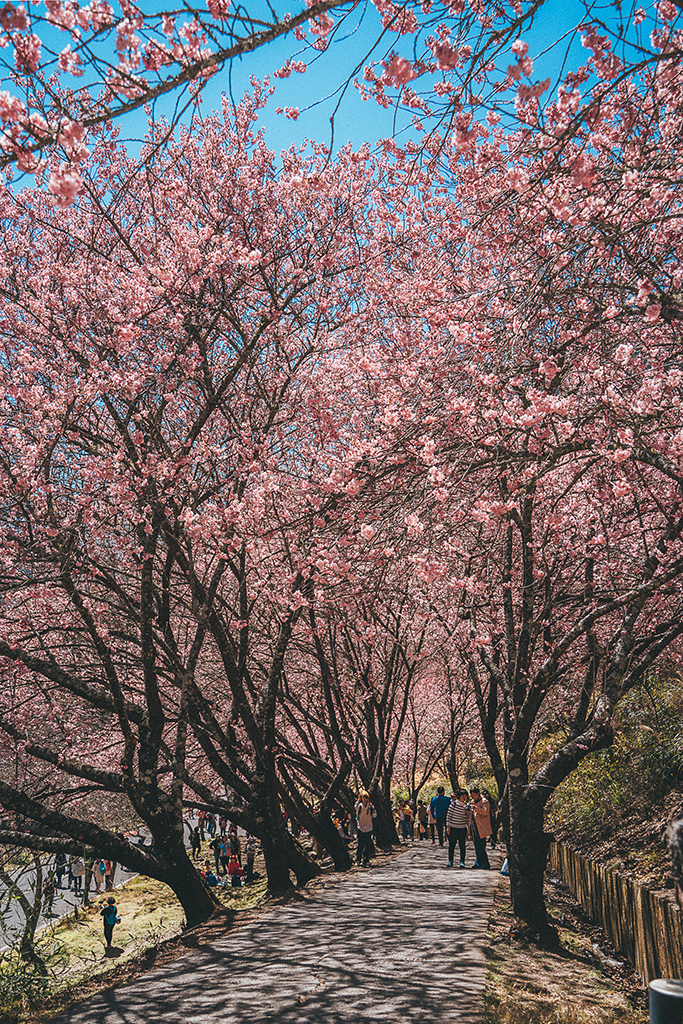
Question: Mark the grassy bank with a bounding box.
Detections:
[1,873,270,1023]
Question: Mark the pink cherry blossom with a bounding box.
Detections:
[47,163,83,207]
[386,54,418,85]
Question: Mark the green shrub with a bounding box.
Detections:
[0,934,63,1023]
[548,673,683,840]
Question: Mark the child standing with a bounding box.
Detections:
[227,854,245,887]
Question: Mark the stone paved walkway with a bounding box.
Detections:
[55,842,501,1024]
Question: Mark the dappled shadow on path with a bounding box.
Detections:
[56,846,498,1024]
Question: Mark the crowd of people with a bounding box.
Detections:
[393,786,499,868]
[188,812,258,889]
[185,785,500,883]
[48,851,117,897]
[36,785,498,951]
[395,786,499,869]
[333,785,500,871]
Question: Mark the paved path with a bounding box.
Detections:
[54,842,501,1024]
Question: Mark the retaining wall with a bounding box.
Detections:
[548,841,683,983]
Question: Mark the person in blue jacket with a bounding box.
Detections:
[430,786,451,847]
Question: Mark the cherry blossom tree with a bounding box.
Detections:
[1,0,683,944]
[297,585,430,846]
[4,1,683,209]
[399,656,478,799]
[274,27,683,936]
[0,0,355,176]
[0,89,430,914]
[394,675,450,802]
[356,46,683,939]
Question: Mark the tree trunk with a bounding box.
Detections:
[260,827,295,894]
[82,861,93,905]
[507,779,557,946]
[370,786,398,848]
[250,767,320,894]
[160,843,218,928]
[306,815,353,871]
[17,854,47,974]
[275,762,353,872]
[281,830,322,884]
[446,763,459,795]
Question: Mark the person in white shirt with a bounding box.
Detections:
[446,791,470,868]
[355,791,377,867]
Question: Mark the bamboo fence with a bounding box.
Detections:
[548,842,683,983]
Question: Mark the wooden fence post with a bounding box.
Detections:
[549,842,683,984]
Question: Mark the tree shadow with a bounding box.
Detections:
[55,848,500,1023]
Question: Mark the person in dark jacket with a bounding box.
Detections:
[430,787,451,847]
[100,896,119,948]
[54,852,67,889]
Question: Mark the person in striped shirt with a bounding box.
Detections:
[446,790,471,868]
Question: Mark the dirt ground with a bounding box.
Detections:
[484,874,649,1024]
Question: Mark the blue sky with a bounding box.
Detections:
[22,0,663,166]
[113,0,591,155]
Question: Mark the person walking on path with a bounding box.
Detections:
[469,787,492,870]
[190,827,202,860]
[100,896,120,949]
[428,802,437,843]
[482,789,499,848]
[355,791,377,867]
[396,799,407,842]
[54,852,67,889]
[417,800,428,839]
[209,835,222,875]
[430,787,451,847]
[401,800,414,842]
[71,855,85,893]
[93,858,105,894]
[446,791,470,868]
